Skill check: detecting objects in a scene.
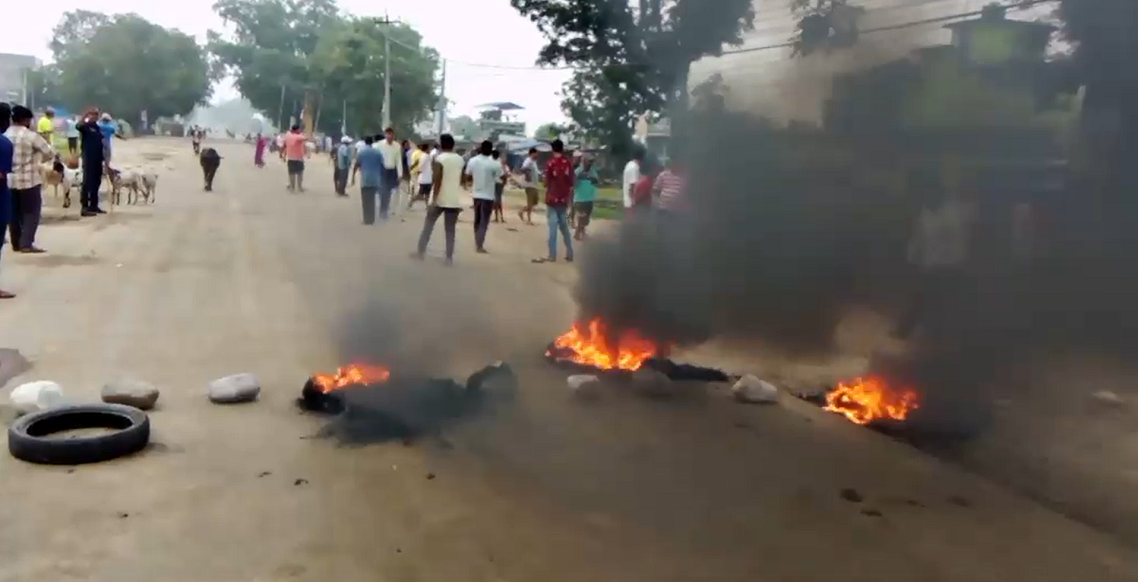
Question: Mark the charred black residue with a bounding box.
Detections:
[301,363,517,445]
[544,347,731,383]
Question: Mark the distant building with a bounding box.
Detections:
[475,102,527,140]
[0,52,39,105]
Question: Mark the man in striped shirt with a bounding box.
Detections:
[5,106,54,253]
[652,159,687,214]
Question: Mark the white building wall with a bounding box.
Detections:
[690,0,1056,124]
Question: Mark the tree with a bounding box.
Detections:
[51,12,212,126]
[209,0,439,136]
[511,0,755,156]
[449,115,479,138]
[22,66,62,110]
[208,0,340,129]
[534,122,569,140]
[310,17,440,136]
[49,10,112,60]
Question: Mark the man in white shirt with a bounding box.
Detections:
[375,127,403,218]
[413,134,464,265]
[465,140,504,253]
[409,143,434,210]
[622,150,644,208]
[518,147,540,225]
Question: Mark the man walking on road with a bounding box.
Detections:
[5,106,53,254]
[408,143,434,210]
[0,103,15,298]
[283,125,308,192]
[533,139,574,264]
[77,109,107,216]
[352,136,385,225]
[376,127,403,217]
[465,140,503,254]
[412,133,464,265]
[334,136,353,196]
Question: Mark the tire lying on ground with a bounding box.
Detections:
[8,404,150,465]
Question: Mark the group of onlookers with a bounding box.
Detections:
[0,103,120,300]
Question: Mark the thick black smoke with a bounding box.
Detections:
[574,102,1138,435]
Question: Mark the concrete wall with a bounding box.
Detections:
[690,0,1055,125]
[0,52,38,104]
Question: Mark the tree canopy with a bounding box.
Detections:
[208,0,440,136]
[511,0,755,156]
[48,11,212,125]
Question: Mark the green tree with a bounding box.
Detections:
[21,66,62,110]
[49,10,112,60]
[449,115,479,138]
[511,0,754,156]
[208,0,340,129]
[52,12,212,126]
[310,17,440,136]
[533,122,569,140]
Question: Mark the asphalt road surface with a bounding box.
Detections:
[0,138,1135,581]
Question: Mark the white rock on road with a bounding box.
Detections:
[208,373,261,404]
[9,380,65,414]
[567,374,601,399]
[732,374,780,404]
[101,377,161,410]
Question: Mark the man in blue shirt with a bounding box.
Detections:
[351,136,386,225]
[0,103,15,298]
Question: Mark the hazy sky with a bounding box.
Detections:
[0,0,572,127]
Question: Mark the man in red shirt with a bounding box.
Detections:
[283,125,308,192]
[533,139,575,263]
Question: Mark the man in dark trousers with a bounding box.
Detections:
[200,147,222,191]
[76,109,107,216]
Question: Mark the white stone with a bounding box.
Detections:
[732,374,780,404]
[9,381,65,414]
[207,373,261,404]
[567,375,602,398]
[1092,390,1124,407]
[101,378,160,410]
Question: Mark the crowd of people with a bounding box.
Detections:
[0,102,123,300]
[244,123,688,267]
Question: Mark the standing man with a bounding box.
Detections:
[65,115,79,156]
[375,127,403,218]
[0,103,15,297]
[622,149,644,209]
[518,147,540,225]
[283,125,308,192]
[413,133,464,265]
[351,136,385,225]
[5,106,54,253]
[573,156,599,240]
[77,109,107,216]
[408,143,434,210]
[334,136,353,196]
[98,113,118,164]
[533,139,574,264]
[652,158,688,215]
[493,149,509,223]
[36,107,55,142]
[465,140,503,254]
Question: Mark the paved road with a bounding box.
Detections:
[0,138,1135,581]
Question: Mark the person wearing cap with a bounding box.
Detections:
[334,136,353,196]
[97,113,118,163]
[0,103,16,297]
[4,105,54,253]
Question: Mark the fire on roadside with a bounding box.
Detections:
[823,376,920,425]
[310,363,391,393]
[546,318,667,371]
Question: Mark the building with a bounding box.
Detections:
[475,102,527,140]
[690,0,1057,125]
[0,52,39,105]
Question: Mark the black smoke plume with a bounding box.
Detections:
[573,100,1137,436]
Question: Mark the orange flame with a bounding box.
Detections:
[823,376,920,425]
[310,363,391,393]
[546,318,665,371]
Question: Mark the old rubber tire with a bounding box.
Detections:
[8,403,150,465]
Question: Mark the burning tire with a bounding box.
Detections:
[8,404,150,465]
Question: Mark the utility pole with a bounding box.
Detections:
[436,59,447,136]
[383,20,392,129]
[341,98,347,136]
[276,83,286,132]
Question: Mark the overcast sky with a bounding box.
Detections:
[0,0,572,127]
